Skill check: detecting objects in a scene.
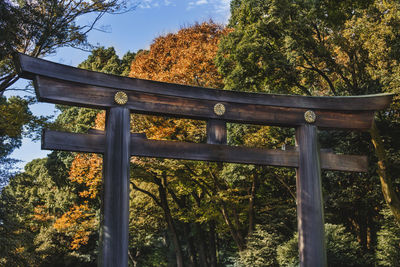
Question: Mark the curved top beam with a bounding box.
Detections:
[16,53,393,111]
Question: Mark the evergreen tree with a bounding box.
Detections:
[277,224,367,267]
[376,208,400,266]
[216,0,400,262]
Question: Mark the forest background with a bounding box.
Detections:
[1,0,400,266]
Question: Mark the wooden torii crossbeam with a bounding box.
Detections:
[17,53,392,267]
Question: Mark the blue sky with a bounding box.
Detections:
[7,0,231,170]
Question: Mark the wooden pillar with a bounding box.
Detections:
[295,124,327,267]
[100,107,131,267]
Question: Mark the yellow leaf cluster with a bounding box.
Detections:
[69,153,103,199]
[53,204,96,250]
[33,205,55,222]
[130,21,227,88]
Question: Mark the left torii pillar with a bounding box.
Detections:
[100,107,130,267]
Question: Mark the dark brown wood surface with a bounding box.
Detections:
[207,120,227,144]
[296,124,327,267]
[34,75,376,130]
[17,53,393,111]
[100,107,130,267]
[41,130,368,172]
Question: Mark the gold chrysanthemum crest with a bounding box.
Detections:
[304,110,316,123]
[114,91,128,105]
[214,103,226,116]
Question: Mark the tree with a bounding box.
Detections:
[376,208,400,266]
[0,96,46,187]
[129,21,243,266]
[1,0,134,182]
[130,21,300,266]
[78,46,135,76]
[0,0,134,95]
[277,224,367,267]
[216,0,400,258]
[0,156,85,266]
[130,21,226,88]
[236,225,281,266]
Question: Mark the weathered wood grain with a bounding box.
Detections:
[34,76,376,130]
[296,124,327,267]
[17,53,393,111]
[100,107,130,267]
[41,130,368,172]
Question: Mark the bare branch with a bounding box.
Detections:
[0,75,19,95]
[4,88,35,95]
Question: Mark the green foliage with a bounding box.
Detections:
[376,208,400,266]
[217,0,400,96]
[276,234,299,267]
[0,96,48,186]
[78,46,136,75]
[217,0,400,264]
[0,158,87,266]
[0,2,134,185]
[236,225,281,266]
[277,224,366,267]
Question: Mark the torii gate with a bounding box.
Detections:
[17,53,392,267]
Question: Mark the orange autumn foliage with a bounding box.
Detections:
[69,153,103,199]
[52,114,104,250]
[130,21,227,88]
[33,205,55,222]
[53,204,96,250]
[129,21,228,141]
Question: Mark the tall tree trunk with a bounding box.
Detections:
[209,165,245,251]
[184,223,197,267]
[248,174,257,234]
[370,121,400,224]
[158,185,185,267]
[207,221,218,267]
[194,223,209,267]
[220,203,245,251]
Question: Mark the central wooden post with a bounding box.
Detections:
[296,124,327,267]
[100,107,131,267]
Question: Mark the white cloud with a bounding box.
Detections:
[138,0,175,9]
[213,0,230,14]
[195,0,208,5]
[186,0,230,18]
[138,0,153,9]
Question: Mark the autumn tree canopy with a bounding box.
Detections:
[130,21,227,88]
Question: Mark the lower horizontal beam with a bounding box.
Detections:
[42,130,368,172]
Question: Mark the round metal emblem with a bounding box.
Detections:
[304,110,316,123]
[114,91,128,105]
[214,103,226,116]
